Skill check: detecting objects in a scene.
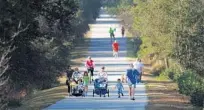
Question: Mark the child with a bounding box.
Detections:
[115,79,124,98]
[83,71,89,96]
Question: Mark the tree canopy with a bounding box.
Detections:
[0,0,101,109]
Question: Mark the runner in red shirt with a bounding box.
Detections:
[85,56,95,83]
[112,40,119,57]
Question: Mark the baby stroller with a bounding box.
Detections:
[93,78,109,97]
[70,79,85,97]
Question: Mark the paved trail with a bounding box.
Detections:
[45,9,147,110]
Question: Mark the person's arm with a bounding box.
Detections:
[126,70,129,81]
[79,72,83,79]
[72,72,75,78]
[115,84,117,89]
[121,84,124,90]
[141,63,144,74]
[97,72,101,78]
[104,72,108,79]
[85,61,87,68]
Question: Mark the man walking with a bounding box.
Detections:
[109,27,115,40]
[121,26,125,37]
[133,58,144,83]
[112,40,119,57]
[126,63,139,100]
[65,65,74,96]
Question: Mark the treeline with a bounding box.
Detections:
[0,0,101,109]
[105,0,204,107]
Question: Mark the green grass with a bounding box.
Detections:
[14,85,67,110]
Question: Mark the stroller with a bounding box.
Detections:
[93,78,109,97]
[70,79,85,97]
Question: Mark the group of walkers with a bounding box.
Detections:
[66,56,95,96]
[65,56,144,100]
[64,25,144,100]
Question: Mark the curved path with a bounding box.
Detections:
[44,9,148,110]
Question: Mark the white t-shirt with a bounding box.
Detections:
[98,71,108,79]
[133,61,144,73]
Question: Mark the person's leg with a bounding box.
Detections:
[113,51,115,57]
[113,33,115,40]
[122,31,124,37]
[110,33,113,40]
[85,85,88,96]
[128,86,132,99]
[121,89,124,96]
[131,84,136,100]
[118,89,120,98]
[140,72,142,83]
[67,82,70,96]
[87,69,92,83]
[91,68,94,81]
[116,52,118,57]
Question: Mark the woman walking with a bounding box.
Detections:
[85,56,95,83]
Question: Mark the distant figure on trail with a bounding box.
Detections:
[65,65,74,96]
[109,27,115,40]
[112,40,119,58]
[115,78,124,98]
[121,26,125,37]
[126,63,139,100]
[133,58,144,83]
[85,56,95,83]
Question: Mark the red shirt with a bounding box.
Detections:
[86,60,94,68]
[112,42,119,52]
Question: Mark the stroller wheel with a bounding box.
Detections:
[93,90,95,97]
[107,89,110,97]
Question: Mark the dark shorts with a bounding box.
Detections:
[88,68,94,76]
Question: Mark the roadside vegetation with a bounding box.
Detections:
[0,0,101,109]
[104,0,204,108]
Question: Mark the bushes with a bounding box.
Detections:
[178,71,204,107]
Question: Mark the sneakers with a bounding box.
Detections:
[121,93,124,96]
[118,95,120,98]
[131,97,135,100]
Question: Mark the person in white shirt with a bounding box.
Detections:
[72,67,82,83]
[133,58,144,83]
[98,66,108,83]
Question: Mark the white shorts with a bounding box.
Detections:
[127,79,136,88]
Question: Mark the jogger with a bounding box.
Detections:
[112,40,119,57]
